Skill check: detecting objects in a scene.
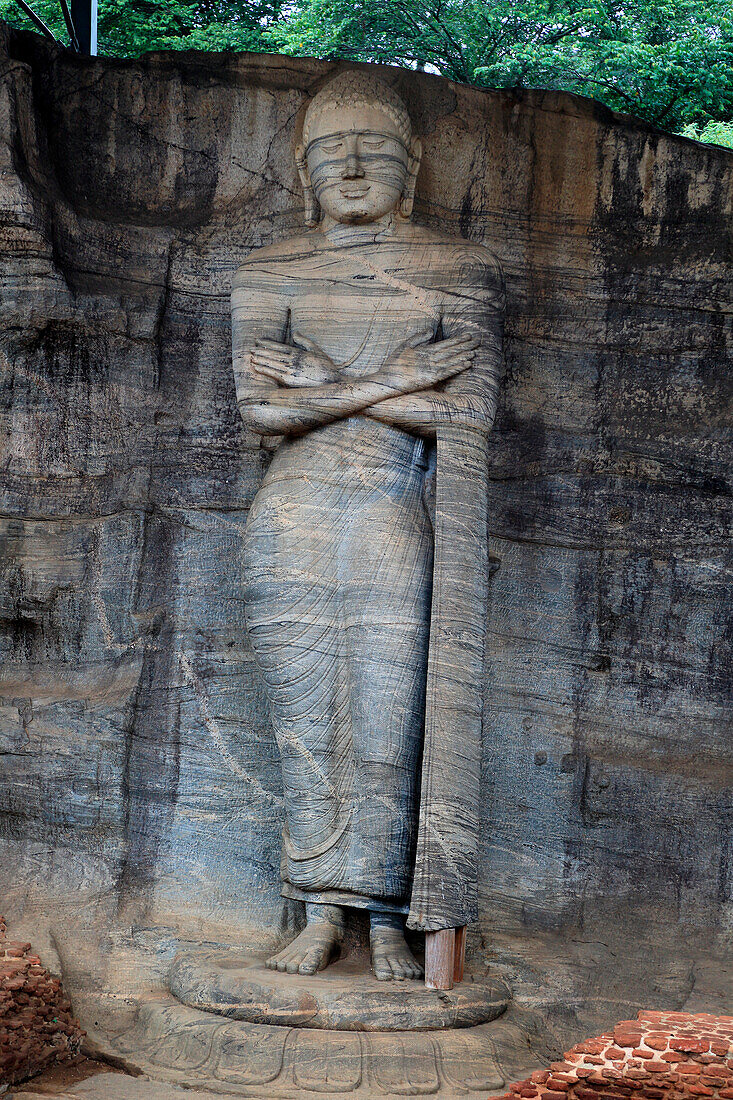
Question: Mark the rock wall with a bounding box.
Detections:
[0,24,731,1049]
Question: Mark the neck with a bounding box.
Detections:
[319,211,401,246]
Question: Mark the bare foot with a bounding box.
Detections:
[370,926,424,981]
[266,920,343,975]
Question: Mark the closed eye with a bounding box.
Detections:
[322,141,344,153]
[362,139,385,149]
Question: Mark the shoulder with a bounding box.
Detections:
[407,224,505,291]
[232,231,316,292]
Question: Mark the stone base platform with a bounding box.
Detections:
[112,995,514,1098]
[169,948,510,1032]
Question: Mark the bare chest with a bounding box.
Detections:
[289,271,444,376]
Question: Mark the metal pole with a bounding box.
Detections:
[13,0,57,41]
[58,0,80,51]
[70,0,96,54]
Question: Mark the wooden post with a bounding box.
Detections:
[425,928,455,990]
[453,925,466,983]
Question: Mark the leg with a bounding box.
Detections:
[266,903,345,975]
[370,911,424,982]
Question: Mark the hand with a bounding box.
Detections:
[377,329,480,391]
[251,335,339,387]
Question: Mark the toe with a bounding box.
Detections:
[388,957,406,980]
[298,948,323,974]
[373,957,393,981]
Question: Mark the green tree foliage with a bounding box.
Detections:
[0,0,284,54]
[1,0,732,140]
[681,120,733,149]
[270,0,733,132]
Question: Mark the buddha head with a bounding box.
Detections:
[296,71,422,227]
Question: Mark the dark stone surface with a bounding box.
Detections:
[0,23,730,1078]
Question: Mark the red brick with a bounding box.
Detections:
[677,1065,703,1075]
[687,1087,714,1097]
[578,1041,608,1056]
[671,1041,710,1055]
[646,1063,671,1074]
[646,1037,671,1051]
[546,1080,569,1092]
[616,1031,644,1049]
[606,1048,628,1060]
[539,1090,566,1100]
[718,1090,733,1099]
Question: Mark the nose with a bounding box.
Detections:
[342,143,365,180]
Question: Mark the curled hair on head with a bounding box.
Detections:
[302,70,413,150]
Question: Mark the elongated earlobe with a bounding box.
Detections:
[295,142,319,227]
[400,137,422,219]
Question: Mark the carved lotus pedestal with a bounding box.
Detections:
[113,947,512,1099]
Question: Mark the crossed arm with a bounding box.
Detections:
[231,256,504,438]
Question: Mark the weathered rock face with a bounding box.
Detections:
[0,23,731,1067]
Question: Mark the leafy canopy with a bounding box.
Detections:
[2,0,732,138]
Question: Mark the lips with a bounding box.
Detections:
[339,185,370,198]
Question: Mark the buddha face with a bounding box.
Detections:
[301,105,420,225]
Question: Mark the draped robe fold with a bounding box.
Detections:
[232,225,505,930]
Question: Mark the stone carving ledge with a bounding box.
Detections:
[169,948,510,1031]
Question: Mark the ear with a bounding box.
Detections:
[295,142,319,227]
[399,136,422,219]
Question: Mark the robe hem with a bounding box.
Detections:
[281,882,409,915]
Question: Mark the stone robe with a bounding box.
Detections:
[232,222,504,924]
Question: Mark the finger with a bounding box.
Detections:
[432,351,476,369]
[435,361,471,380]
[254,365,290,383]
[431,335,481,356]
[291,334,321,353]
[252,349,293,365]
[255,337,292,351]
[395,328,435,353]
[250,360,290,378]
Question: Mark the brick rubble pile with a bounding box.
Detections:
[501,1011,733,1100]
[0,915,84,1087]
